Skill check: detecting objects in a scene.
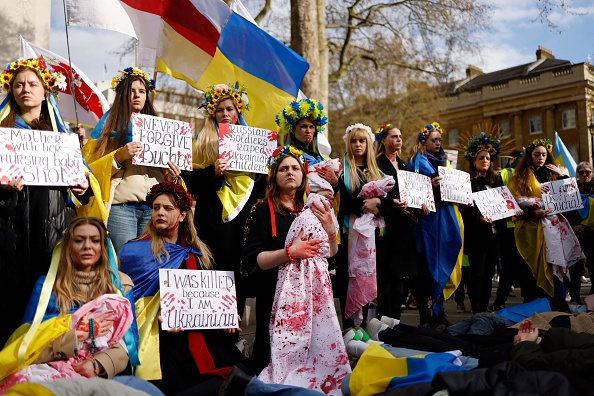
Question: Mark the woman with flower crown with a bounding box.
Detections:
[83,67,181,253]
[336,123,388,331]
[407,122,464,328]
[241,146,338,378]
[508,138,584,302]
[458,124,517,313]
[0,58,95,346]
[183,83,266,320]
[374,124,425,320]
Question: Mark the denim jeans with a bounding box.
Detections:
[246,378,325,395]
[108,203,152,252]
[112,376,166,396]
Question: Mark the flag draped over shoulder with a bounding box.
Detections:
[20,38,109,127]
[554,131,577,178]
[409,151,464,314]
[68,0,309,131]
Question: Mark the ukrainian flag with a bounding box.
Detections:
[554,131,577,177]
[120,0,309,131]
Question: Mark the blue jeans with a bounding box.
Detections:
[246,378,325,395]
[108,203,152,252]
[112,376,165,396]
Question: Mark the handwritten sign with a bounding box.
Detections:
[159,269,238,330]
[472,186,521,221]
[0,127,86,186]
[397,170,435,212]
[540,177,583,215]
[438,166,472,204]
[131,113,193,171]
[218,124,277,174]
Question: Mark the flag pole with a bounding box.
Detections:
[61,0,82,147]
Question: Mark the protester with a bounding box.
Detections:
[459,128,510,313]
[508,138,584,301]
[571,161,594,296]
[119,181,244,395]
[374,124,424,320]
[83,67,181,252]
[242,146,324,375]
[0,57,94,346]
[407,122,463,327]
[184,82,265,318]
[0,217,136,388]
[336,123,388,330]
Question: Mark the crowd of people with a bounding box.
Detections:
[0,58,593,396]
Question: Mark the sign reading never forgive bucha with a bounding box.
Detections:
[159,269,238,330]
[540,177,583,215]
[472,186,521,221]
[397,170,435,212]
[0,127,86,186]
[131,113,193,171]
[438,166,472,205]
[218,124,278,174]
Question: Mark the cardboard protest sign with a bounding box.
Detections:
[0,127,86,186]
[472,186,521,221]
[540,177,583,215]
[131,113,193,171]
[397,170,435,212]
[218,124,277,174]
[159,269,238,330]
[438,166,472,204]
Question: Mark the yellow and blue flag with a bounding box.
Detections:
[554,131,577,177]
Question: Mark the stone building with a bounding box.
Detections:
[440,46,594,167]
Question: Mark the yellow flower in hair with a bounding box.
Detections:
[298,100,309,114]
[546,144,553,152]
[2,83,9,91]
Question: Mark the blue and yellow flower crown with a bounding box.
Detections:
[464,132,502,161]
[202,82,249,117]
[527,138,553,153]
[418,122,442,141]
[375,123,394,143]
[1,57,66,94]
[111,67,156,93]
[276,98,328,136]
[266,145,304,170]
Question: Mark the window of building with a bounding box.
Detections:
[561,109,576,129]
[448,128,459,147]
[529,115,542,134]
[498,120,510,138]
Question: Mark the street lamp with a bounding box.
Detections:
[589,122,594,164]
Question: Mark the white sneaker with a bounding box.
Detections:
[380,316,400,328]
[581,276,591,283]
[345,340,369,358]
[365,318,388,341]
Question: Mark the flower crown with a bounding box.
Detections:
[464,132,502,161]
[418,122,443,141]
[527,138,553,153]
[202,82,249,117]
[146,181,192,212]
[375,123,394,143]
[343,123,374,142]
[1,57,66,94]
[111,67,156,93]
[276,98,327,136]
[266,145,304,170]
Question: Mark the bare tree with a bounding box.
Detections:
[533,0,587,31]
[290,0,320,98]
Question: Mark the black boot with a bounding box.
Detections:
[218,365,254,396]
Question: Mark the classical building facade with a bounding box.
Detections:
[440,46,594,167]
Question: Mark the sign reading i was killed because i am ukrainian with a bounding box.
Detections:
[159,268,238,330]
[218,124,278,174]
[438,166,472,205]
[397,170,436,212]
[540,177,583,215]
[131,113,193,171]
[0,127,86,186]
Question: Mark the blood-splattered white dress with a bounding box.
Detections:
[258,195,351,395]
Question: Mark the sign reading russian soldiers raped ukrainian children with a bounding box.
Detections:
[473,186,522,222]
[218,124,278,174]
[438,166,472,205]
[0,127,86,186]
[159,269,238,330]
[397,170,436,212]
[540,177,583,215]
[131,113,193,171]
